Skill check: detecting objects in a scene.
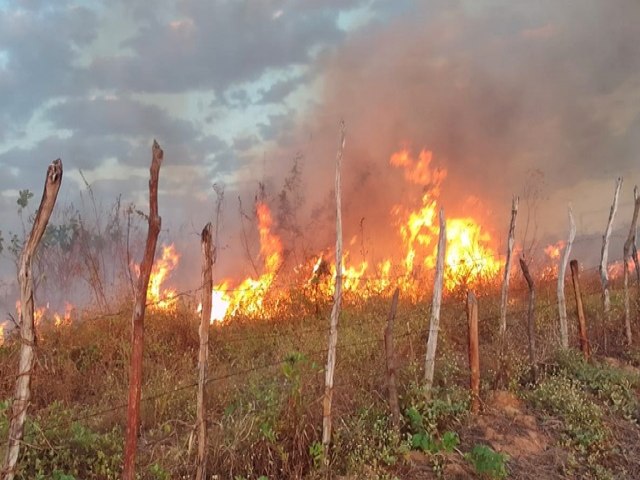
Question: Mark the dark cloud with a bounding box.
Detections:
[86,0,362,95]
[0,2,98,137]
[257,73,309,104]
[47,96,199,145]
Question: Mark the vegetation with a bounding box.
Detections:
[1,276,640,479]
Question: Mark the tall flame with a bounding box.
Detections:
[390,148,502,291]
[138,244,180,310]
[200,201,283,323]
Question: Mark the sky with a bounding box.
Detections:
[0,0,639,299]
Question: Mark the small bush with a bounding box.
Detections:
[465,444,508,479]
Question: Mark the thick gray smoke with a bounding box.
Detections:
[241,0,640,271]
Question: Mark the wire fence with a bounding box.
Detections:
[1,240,638,474]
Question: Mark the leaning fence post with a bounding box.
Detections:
[2,159,63,480]
[424,208,446,398]
[497,197,518,387]
[384,287,401,430]
[196,223,213,480]
[467,291,480,414]
[122,141,163,480]
[322,121,346,475]
[599,177,622,352]
[499,196,519,337]
[558,207,576,348]
[519,256,537,383]
[623,187,640,347]
[570,260,590,360]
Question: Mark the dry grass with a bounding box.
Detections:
[1,271,640,479]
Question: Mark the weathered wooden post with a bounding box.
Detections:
[500,196,519,336]
[467,291,480,414]
[519,256,537,383]
[123,141,163,480]
[2,159,63,480]
[599,177,622,352]
[424,208,446,398]
[497,197,518,387]
[558,207,576,348]
[196,223,213,480]
[570,260,590,359]
[384,287,401,430]
[623,187,640,346]
[322,121,346,474]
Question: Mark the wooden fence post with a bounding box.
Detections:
[623,187,640,346]
[570,260,590,360]
[2,159,63,480]
[196,223,213,480]
[467,291,480,414]
[499,196,519,336]
[519,256,537,383]
[122,141,163,480]
[384,287,401,430]
[558,207,576,348]
[599,177,622,352]
[424,208,446,397]
[322,121,346,474]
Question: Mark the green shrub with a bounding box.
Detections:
[555,350,639,419]
[465,444,508,479]
[0,401,123,480]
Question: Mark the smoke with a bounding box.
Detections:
[236,0,640,269]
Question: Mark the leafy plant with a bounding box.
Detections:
[309,441,324,469]
[405,406,460,476]
[465,444,508,479]
[555,350,639,419]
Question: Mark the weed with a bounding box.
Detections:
[465,444,508,479]
[555,350,639,420]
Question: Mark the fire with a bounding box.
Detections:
[200,201,283,323]
[197,147,504,321]
[607,260,633,280]
[544,241,565,260]
[541,240,567,279]
[15,300,46,326]
[444,219,502,290]
[139,244,180,309]
[0,324,4,346]
[390,148,502,291]
[53,302,74,327]
[390,148,447,188]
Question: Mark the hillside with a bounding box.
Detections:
[1,274,640,479]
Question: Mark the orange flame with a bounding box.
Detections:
[390,148,447,188]
[201,201,283,323]
[15,300,46,326]
[195,147,504,320]
[390,148,502,291]
[138,244,180,310]
[544,240,566,260]
[53,302,74,327]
